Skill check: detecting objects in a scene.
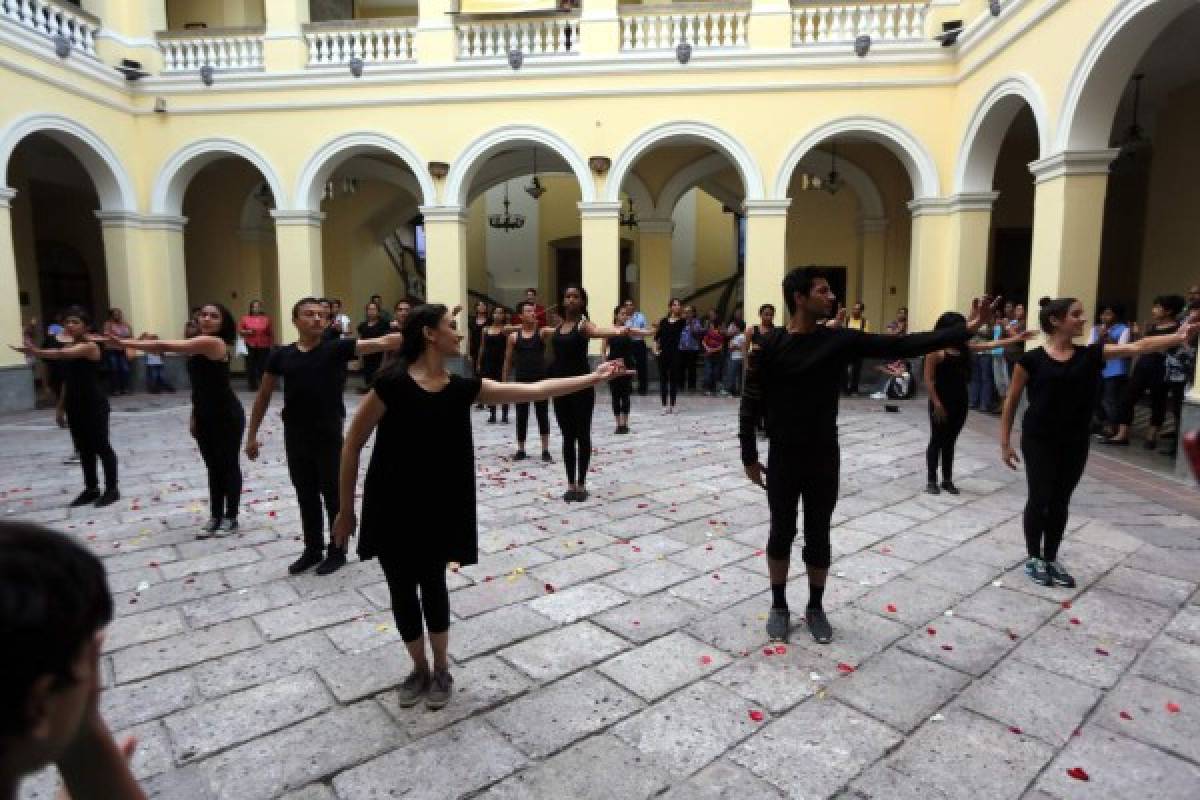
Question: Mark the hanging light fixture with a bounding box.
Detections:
[823,143,843,195]
[620,196,638,229]
[1111,73,1149,174]
[525,149,547,199]
[488,182,525,232]
[254,182,275,209]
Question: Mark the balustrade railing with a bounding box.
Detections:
[1,0,98,57]
[305,19,416,65]
[158,27,265,72]
[620,4,749,51]
[457,15,579,59]
[792,2,930,44]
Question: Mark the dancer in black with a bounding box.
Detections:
[741,268,994,644]
[333,304,625,710]
[604,305,644,434]
[357,301,391,390]
[114,304,245,536]
[654,298,686,413]
[924,313,1033,495]
[1001,298,1196,588]
[12,307,119,507]
[477,306,510,424]
[502,301,552,461]
[245,297,403,576]
[549,286,627,502]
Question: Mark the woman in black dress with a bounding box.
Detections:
[653,298,686,413]
[1001,298,1196,588]
[13,306,119,507]
[502,300,552,461]
[357,301,390,390]
[332,303,625,711]
[477,305,510,424]
[467,301,489,409]
[605,305,653,434]
[114,304,245,536]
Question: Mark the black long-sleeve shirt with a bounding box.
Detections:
[738,324,969,465]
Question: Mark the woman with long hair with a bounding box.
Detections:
[1001,298,1196,587]
[333,304,625,710]
[12,306,119,507]
[653,298,686,413]
[477,305,510,424]
[112,303,245,536]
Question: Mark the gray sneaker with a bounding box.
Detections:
[396,669,430,708]
[427,668,454,711]
[766,608,790,642]
[1044,561,1076,588]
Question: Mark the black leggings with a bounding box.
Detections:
[926,400,967,482]
[681,351,698,391]
[378,554,450,643]
[67,408,117,491]
[658,351,682,407]
[553,387,594,485]
[765,444,839,568]
[285,426,341,552]
[1021,434,1088,563]
[611,377,632,417]
[195,406,245,519]
[515,400,549,444]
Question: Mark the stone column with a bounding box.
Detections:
[421,206,468,363]
[263,0,309,71]
[579,202,621,355]
[946,191,1000,315]
[748,0,792,50]
[579,0,620,57]
[636,217,674,324]
[858,217,888,326]
[906,198,953,331]
[416,0,458,65]
[270,210,325,314]
[0,188,34,412]
[742,200,790,323]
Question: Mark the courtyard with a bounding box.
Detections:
[6,390,1200,800]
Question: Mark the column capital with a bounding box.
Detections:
[906,197,953,217]
[858,217,889,233]
[94,212,188,231]
[637,217,675,235]
[742,199,791,217]
[418,205,466,224]
[1028,150,1119,184]
[948,191,1000,213]
[0,187,15,208]
[577,201,622,220]
[270,210,325,227]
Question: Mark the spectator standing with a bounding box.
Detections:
[239,299,273,391]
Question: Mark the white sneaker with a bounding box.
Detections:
[870,392,886,400]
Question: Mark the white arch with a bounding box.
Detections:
[657,152,745,216]
[605,121,765,204]
[445,124,594,207]
[295,131,434,212]
[152,138,287,215]
[789,149,886,219]
[1057,0,1195,152]
[464,148,576,206]
[338,156,425,202]
[774,116,940,200]
[955,75,1050,193]
[0,113,136,211]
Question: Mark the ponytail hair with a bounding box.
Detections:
[399,303,448,363]
[1039,298,1076,335]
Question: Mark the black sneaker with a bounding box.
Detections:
[70,488,101,507]
[219,517,238,533]
[94,488,120,508]
[513,450,528,461]
[288,549,324,574]
[396,669,430,708]
[563,489,577,502]
[576,487,589,502]
[766,607,790,642]
[541,451,553,463]
[940,481,960,495]
[925,481,940,495]
[1044,561,1076,588]
[487,414,496,424]
[316,547,347,576]
[199,517,222,536]
[805,607,834,644]
[426,668,454,710]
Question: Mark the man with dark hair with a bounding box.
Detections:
[246,297,403,576]
[0,520,145,799]
[740,267,991,644]
[369,294,391,325]
[523,288,547,329]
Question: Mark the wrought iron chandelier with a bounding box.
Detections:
[1111,73,1149,174]
[620,196,638,229]
[525,149,547,199]
[488,182,525,231]
[823,143,843,195]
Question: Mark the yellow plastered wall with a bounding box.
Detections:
[166,0,266,29]
[320,181,412,317]
[536,175,584,299]
[689,190,736,311]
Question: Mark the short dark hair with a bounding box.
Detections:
[1038,296,1051,309]
[517,300,535,313]
[61,305,91,327]
[1097,302,1125,323]
[781,267,827,314]
[0,521,113,737]
[292,297,324,319]
[1039,297,1077,334]
[759,303,775,316]
[1154,294,1186,316]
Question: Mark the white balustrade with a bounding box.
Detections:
[158,29,265,72]
[2,0,99,57]
[792,3,929,45]
[305,20,416,65]
[620,6,749,51]
[457,16,579,59]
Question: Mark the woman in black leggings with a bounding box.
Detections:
[605,305,651,434]
[13,306,119,508]
[654,298,686,413]
[502,300,552,461]
[1001,298,1195,588]
[548,286,627,502]
[116,303,245,536]
[925,313,1032,495]
[477,305,509,424]
[333,303,625,710]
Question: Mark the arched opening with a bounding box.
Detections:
[986,106,1039,305]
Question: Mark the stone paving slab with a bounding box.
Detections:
[480,734,670,799]
[1035,727,1200,800]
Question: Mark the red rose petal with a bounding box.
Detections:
[483,576,493,582]
[1069,617,1081,625]
[941,644,954,651]
[700,655,713,665]
[1008,726,1023,734]
[631,546,642,553]
[748,710,764,722]
[631,620,640,626]
[1094,648,1109,656]
[544,583,556,593]
[774,644,787,655]
[763,647,774,656]
[926,627,937,636]
[885,604,897,613]
[836,662,855,673]
[1061,601,1072,609]
[148,561,159,567]
[1166,702,1181,713]
[1119,711,1133,720]
[636,503,648,509]
[1066,767,1089,782]
[1006,628,1019,641]
[753,550,764,556]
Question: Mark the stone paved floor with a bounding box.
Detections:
[6,389,1200,800]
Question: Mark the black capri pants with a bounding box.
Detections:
[378,553,450,643]
[611,376,632,416]
[765,444,839,568]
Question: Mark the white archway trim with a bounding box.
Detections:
[152,138,287,216]
[463,148,577,206]
[606,121,765,204]
[954,74,1050,194]
[658,153,743,216]
[0,113,136,211]
[338,156,424,203]
[774,116,940,200]
[295,131,434,212]
[1056,0,1191,152]
[446,124,595,207]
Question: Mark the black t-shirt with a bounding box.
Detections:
[1018,343,1105,442]
[656,317,685,353]
[266,338,358,431]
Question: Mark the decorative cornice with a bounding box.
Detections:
[742,199,792,217]
[1029,150,1118,183]
[93,211,188,231]
[907,198,953,217]
[0,187,15,208]
[418,205,466,223]
[269,210,325,227]
[577,201,622,220]
[948,191,1001,213]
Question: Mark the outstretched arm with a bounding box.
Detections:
[114,334,225,359]
[477,360,626,405]
[331,391,387,548]
[967,330,1037,352]
[581,320,629,339]
[11,342,99,361]
[355,332,403,356]
[1102,322,1198,359]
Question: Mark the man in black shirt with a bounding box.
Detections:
[245,297,403,576]
[739,267,991,644]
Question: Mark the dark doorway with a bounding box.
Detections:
[551,240,631,309]
[37,241,94,323]
[991,228,1033,304]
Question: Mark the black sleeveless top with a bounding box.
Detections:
[607,334,635,369]
[480,329,508,376]
[932,349,970,408]
[512,329,547,381]
[188,354,240,420]
[550,320,590,378]
[62,355,107,414]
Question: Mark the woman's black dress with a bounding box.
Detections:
[357,318,390,384]
[480,329,508,381]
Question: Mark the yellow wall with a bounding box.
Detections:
[166,0,265,29]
